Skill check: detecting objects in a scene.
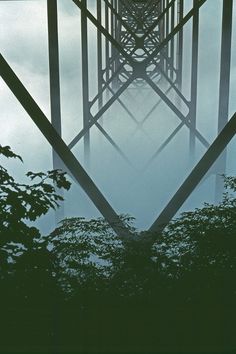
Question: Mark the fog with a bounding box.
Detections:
[0,0,236,234]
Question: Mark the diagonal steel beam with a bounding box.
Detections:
[145,75,209,148]
[107,86,156,144]
[103,0,137,40]
[149,112,236,236]
[142,0,176,41]
[72,0,134,65]
[144,0,207,65]
[148,62,189,107]
[134,85,173,132]
[90,61,127,108]
[95,122,136,170]
[119,0,146,31]
[143,122,185,170]
[143,0,161,21]
[68,75,134,149]
[0,53,134,241]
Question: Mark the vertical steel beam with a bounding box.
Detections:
[113,0,119,90]
[189,0,199,157]
[177,0,183,90]
[105,1,110,95]
[111,0,115,83]
[47,0,64,222]
[81,0,90,167]
[215,0,233,202]
[165,0,169,75]
[111,0,118,90]
[170,0,175,80]
[97,0,103,112]
[159,0,165,76]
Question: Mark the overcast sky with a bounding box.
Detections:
[0,0,236,233]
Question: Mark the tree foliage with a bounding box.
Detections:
[0,145,71,275]
[1,145,236,306]
[1,145,236,349]
[45,176,236,303]
[155,176,236,276]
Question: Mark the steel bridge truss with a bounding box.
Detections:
[0,0,235,243]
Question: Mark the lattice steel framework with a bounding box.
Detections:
[1,0,235,243]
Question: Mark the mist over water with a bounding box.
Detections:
[0,0,236,235]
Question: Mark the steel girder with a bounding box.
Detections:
[0,54,134,242]
[0,0,234,244]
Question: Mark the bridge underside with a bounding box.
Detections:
[0,0,234,242]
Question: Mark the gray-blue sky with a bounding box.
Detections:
[0,0,236,234]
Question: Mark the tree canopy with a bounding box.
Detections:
[1,145,236,350]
